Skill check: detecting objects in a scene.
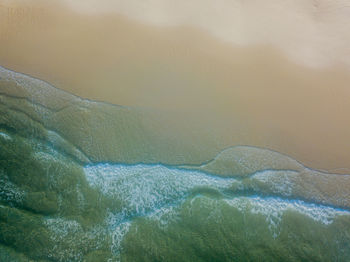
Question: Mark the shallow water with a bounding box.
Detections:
[0,99,350,261]
[83,163,350,259]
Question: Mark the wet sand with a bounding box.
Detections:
[1,0,350,172]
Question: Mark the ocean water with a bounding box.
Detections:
[83,163,350,261]
[1,123,350,261]
[1,1,350,258]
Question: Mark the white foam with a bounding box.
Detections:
[146,204,180,229]
[251,170,299,196]
[0,173,25,204]
[84,164,236,218]
[83,163,237,255]
[44,218,82,239]
[44,217,111,261]
[224,196,350,237]
[110,221,131,256]
[83,163,350,250]
[84,164,350,226]
[0,132,11,140]
[44,218,84,261]
[0,66,54,94]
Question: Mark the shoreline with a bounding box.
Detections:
[1,0,350,172]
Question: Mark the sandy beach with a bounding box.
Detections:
[1,0,350,172]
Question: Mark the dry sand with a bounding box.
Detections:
[1,0,350,172]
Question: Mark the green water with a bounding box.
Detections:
[1,129,350,261]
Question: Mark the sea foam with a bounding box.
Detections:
[84,164,237,218]
[83,163,350,246]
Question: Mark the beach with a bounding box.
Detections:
[1,0,350,172]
